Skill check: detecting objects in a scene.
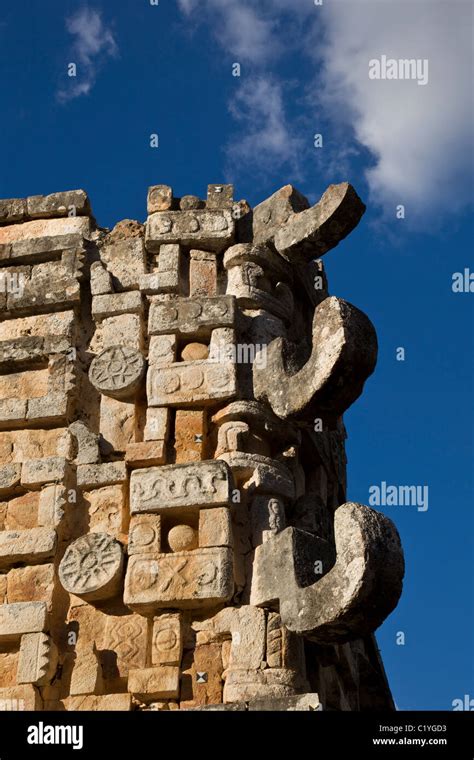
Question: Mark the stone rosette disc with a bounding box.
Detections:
[89,345,146,399]
[59,532,124,601]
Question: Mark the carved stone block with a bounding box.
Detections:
[147,360,236,407]
[128,666,180,700]
[21,457,69,488]
[152,613,183,666]
[59,533,124,602]
[199,508,232,548]
[76,462,127,489]
[89,346,146,399]
[0,602,48,643]
[124,548,233,612]
[103,614,149,678]
[128,515,161,556]
[0,528,57,570]
[17,632,58,686]
[147,185,173,214]
[130,460,233,515]
[146,210,234,253]
[148,295,235,338]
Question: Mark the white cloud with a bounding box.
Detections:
[58,7,118,103]
[178,0,473,219]
[177,1,303,179]
[316,0,473,218]
[226,77,303,176]
[178,0,278,64]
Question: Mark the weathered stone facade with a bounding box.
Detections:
[0,182,404,711]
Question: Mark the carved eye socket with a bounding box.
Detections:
[156,216,172,233]
[130,558,158,592]
[130,523,157,549]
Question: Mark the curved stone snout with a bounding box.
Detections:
[253,295,378,420]
[250,502,404,643]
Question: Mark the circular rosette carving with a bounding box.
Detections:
[59,533,124,601]
[89,346,146,399]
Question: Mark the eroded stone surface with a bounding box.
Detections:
[124,548,234,612]
[0,180,403,713]
[130,460,233,514]
[59,533,124,602]
[146,210,234,253]
[251,502,404,642]
[253,296,378,420]
[89,346,146,399]
[148,296,235,337]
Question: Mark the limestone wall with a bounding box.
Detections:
[0,183,403,711]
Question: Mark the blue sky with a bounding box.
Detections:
[1,0,473,710]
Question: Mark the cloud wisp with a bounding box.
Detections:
[178,0,473,220]
[58,7,118,103]
[226,76,304,177]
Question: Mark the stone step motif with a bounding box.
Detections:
[0,181,404,712]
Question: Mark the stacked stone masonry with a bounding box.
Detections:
[0,183,404,711]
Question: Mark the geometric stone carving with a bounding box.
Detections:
[89,346,146,399]
[0,179,404,713]
[147,361,237,407]
[130,460,233,515]
[103,615,149,678]
[128,515,162,556]
[146,210,234,253]
[17,632,58,686]
[253,296,378,420]
[193,606,266,670]
[58,533,124,601]
[152,614,183,666]
[124,548,233,612]
[148,296,235,338]
[217,452,295,499]
[250,502,404,642]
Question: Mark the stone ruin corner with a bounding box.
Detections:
[0,181,404,711]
